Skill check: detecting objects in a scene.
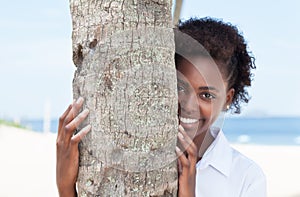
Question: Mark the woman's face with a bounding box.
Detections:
[177,56,234,139]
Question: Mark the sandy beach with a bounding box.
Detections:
[1,125,300,197]
[0,125,57,197]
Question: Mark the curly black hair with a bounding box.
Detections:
[175,17,256,114]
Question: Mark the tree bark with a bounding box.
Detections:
[70,0,178,196]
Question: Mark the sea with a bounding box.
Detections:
[19,117,300,146]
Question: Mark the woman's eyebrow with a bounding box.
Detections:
[198,86,219,92]
[177,78,189,87]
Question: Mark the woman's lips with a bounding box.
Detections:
[179,116,202,132]
[179,116,199,124]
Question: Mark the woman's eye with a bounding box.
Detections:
[177,85,185,92]
[200,92,216,100]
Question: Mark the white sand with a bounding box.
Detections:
[1,125,300,197]
[0,125,58,197]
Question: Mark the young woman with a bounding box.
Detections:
[56,17,266,197]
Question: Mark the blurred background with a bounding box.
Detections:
[1,0,300,135]
[0,0,299,196]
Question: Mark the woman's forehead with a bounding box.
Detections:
[176,56,227,90]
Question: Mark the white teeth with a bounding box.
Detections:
[179,116,198,124]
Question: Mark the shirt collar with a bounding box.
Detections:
[196,127,232,177]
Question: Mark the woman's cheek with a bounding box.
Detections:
[198,100,212,118]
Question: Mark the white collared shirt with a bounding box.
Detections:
[195,127,267,197]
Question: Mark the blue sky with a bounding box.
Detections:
[0,0,299,119]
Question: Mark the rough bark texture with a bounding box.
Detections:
[70,0,178,196]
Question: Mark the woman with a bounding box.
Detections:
[56,17,266,196]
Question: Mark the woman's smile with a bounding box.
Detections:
[179,114,205,135]
[179,116,199,124]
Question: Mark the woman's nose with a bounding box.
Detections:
[180,93,198,113]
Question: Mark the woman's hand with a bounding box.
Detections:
[176,125,198,197]
[56,97,91,197]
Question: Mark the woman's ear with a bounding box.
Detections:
[224,88,235,111]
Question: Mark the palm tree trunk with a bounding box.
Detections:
[70,0,178,196]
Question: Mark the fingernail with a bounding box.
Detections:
[86,125,92,131]
[76,97,84,104]
[175,146,181,152]
[82,108,90,115]
[178,132,184,139]
[178,125,184,132]
[82,125,92,134]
